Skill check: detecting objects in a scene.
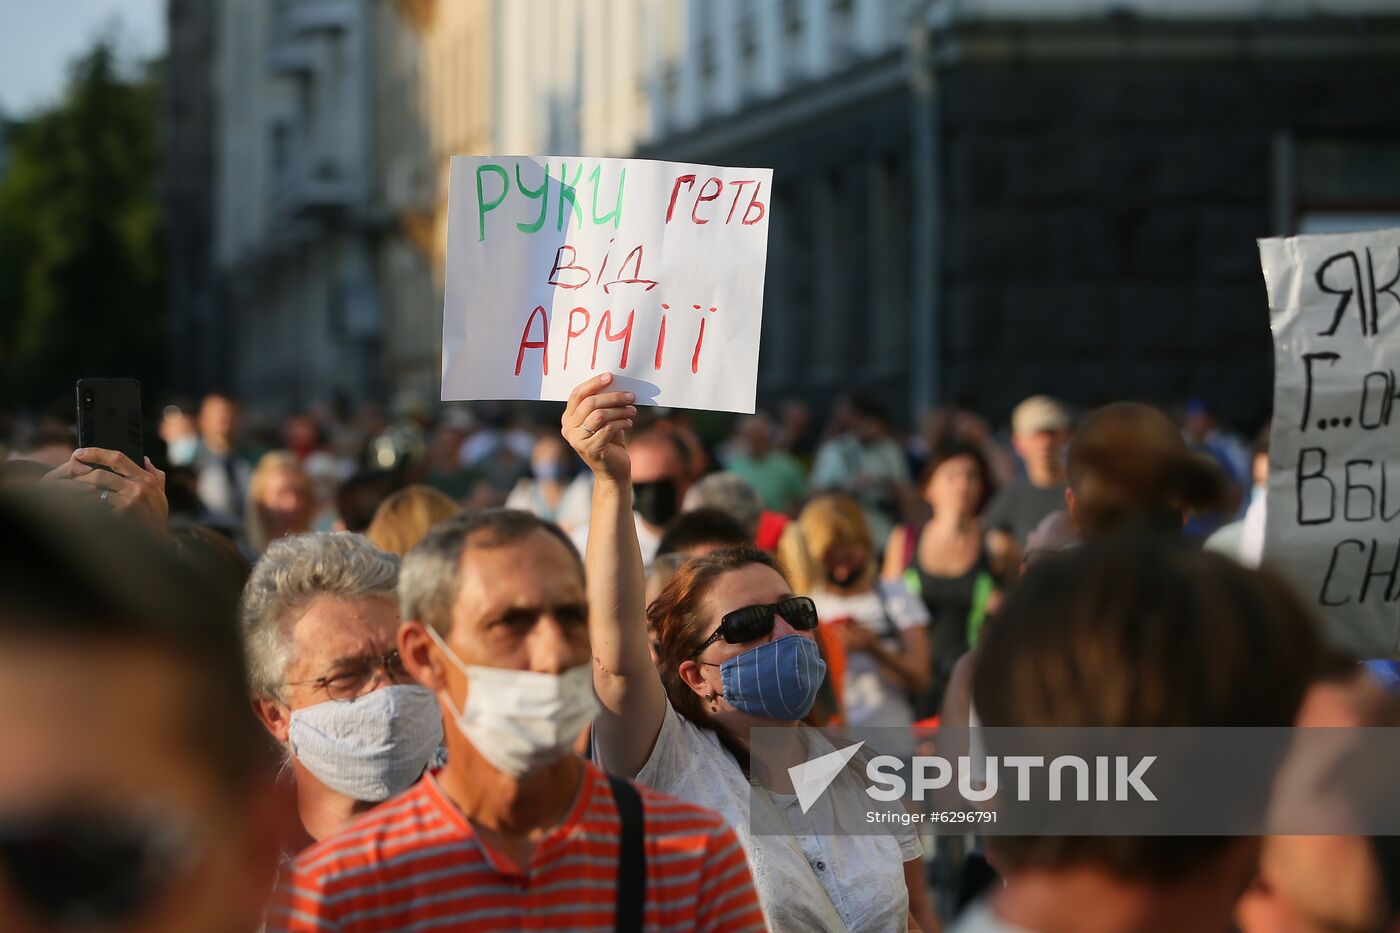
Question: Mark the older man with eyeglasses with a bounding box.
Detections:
[242,532,443,850]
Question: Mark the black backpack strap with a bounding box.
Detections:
[608,775,646,933]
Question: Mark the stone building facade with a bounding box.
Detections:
[170,0,1400,428]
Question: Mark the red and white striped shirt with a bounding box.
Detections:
[268,763,767,932]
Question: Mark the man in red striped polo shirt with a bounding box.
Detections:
[269,509,765,933]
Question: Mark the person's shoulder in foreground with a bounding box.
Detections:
[268,761,766,933]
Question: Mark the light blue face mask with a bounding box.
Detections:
[287,684,444,802]
[717,634,826,722]
[168,436,200,466]
[532,460,565,482]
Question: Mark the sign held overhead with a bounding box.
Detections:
[1260,227,1400,658]
[441,156,773,414]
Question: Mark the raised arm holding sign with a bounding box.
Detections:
[441,156,772,414]
[1260,228,1400,658]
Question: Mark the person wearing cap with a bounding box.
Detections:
[1020,400,1230,561]
[984,396,1071,550]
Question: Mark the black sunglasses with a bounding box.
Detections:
[0,807,199,926]
[691,596,819,657]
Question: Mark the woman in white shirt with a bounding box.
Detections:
[563,375,934,933]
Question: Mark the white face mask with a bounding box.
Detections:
[287,684,444,802]
[426,627,598,778]
[168,435,200,466]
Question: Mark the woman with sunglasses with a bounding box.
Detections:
[564,375,934,933]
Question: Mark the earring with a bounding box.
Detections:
[705,692,717,711]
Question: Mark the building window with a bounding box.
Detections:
[1298,213,1400,235]
[836,168,868,372]
[780,185,815,388]
[813,174,842,381]
[783,0,803,33]
[868,157,908,375]
[782,0,805,82]
[662,62,679,118]
[760,192,790,391]
[271,122,289,175]
[830,0,854,63]
[1289,138,1400,235]
[739,9,758,100]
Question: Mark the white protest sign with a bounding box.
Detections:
[441,156,772,413]
[1261,227,1400,658]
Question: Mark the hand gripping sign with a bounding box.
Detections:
[441,156,772,414]
[1260,227,1400,658]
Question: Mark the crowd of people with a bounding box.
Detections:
[1,379,1396,932]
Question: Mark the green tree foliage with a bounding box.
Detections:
[0,40,165,410]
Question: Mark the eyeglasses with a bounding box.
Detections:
[283,649,411,701]
[0,806,199,926]
[691,597,819,657]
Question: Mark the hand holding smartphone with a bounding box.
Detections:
[49,379,167,531]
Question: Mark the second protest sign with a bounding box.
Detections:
[1261,226,1400,658]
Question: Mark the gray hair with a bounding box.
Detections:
[240,532,400,698]
[400,509,581,636]
[682,471,763,533]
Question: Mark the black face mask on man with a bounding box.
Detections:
[632,478,679,528]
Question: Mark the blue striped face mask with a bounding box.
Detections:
[717,634,826,722]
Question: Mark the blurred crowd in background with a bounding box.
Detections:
[0,388,1264,570]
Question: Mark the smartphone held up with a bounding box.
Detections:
[75,378,144,471]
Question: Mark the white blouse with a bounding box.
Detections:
[601,701,921,932]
